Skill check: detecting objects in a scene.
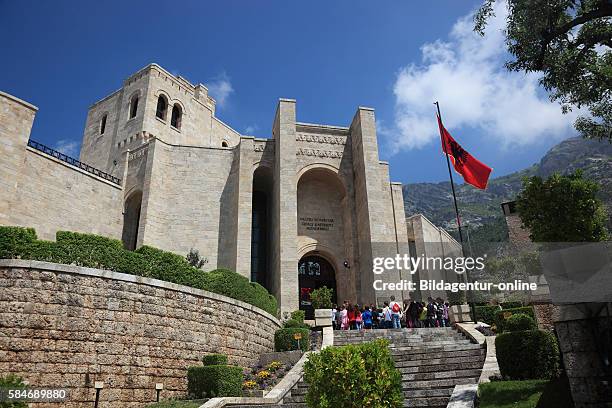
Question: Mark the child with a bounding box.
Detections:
[354,305,363,331]
[362,306,373,330]
[340,306,349,330]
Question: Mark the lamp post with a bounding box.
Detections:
[155,383,164,402]
[93,382,103,408]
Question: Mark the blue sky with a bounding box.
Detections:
[0,0,577,184]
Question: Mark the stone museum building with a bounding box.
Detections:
[0,63,459,315]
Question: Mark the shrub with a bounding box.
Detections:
[186,248,208,269]
[309,286,333,309]
[304,339,403,408]
[0,227,278,316]
[505,313,536,332]
[275,328,310,352]
[500,301,523,309]
[495,330,560,380]
[291,310,305,323]
[475,305,501,325]
[187,365,243,398]
[202,353,228,366]
[0,227,37,259]
[203,269,277,316]
[0,374,28,408]
[494,306,535,332]
[446,289,466,306]
[283,319,310,329]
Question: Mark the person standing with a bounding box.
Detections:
[390,296,401,329]
[340,306,349,330]
[382,302,392,329]
[362,306,373,330]
[408,299,418,329]
[426,297,437,328]
[354,305,363,331]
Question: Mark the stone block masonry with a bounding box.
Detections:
[0,260,280,408]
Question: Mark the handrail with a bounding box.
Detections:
[27,139,121,185]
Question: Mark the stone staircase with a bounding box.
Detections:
[229,327,485,408]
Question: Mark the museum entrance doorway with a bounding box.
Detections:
[298,254,337,320]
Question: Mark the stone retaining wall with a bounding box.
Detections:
[0,260,280,408]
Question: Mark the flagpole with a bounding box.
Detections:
[435,101,476,322]
[434,101,464,249]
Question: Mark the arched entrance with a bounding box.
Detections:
[298,254,337,319]
[122,191,142,250]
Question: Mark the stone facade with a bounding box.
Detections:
[0,260,280,407]
[406,214,463,301]
[0,63,459,315]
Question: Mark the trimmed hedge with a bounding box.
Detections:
[291,310,305,323]
[475,305,501,325]
[500,301,523,309]
[275,328,310,352]
[202,353,228,366]
[494,306,535,332]
[0,227,278,316]
[304,339,403,408]
[187,365,243,398]
[495,330,560,380]
[505,313,536,332]
[283,319,310,329]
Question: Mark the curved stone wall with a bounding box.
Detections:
[0,260,280,407]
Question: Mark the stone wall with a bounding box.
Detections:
[0,260,280,408]
[555,304,612,408]
[0,91,124,241]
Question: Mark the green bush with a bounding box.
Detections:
[291,310,306,323]
[495,330,560,380]
[495,306,535,332]
[0,227,278,316]
[505,313,536,332]
[202,353,228,366]
[0,227,37,259]
[309,286,333,309]
[275,328,310,352]
[475,305,502,325]
[187,365,243,398]
[0,374,28,408]
[283,319,310,329]
[500,301,523,309]
[304,339,403,408]
[446,289,466,306]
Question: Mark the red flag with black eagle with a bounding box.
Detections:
[437,115,492,190]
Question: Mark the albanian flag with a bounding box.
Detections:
[437,115,492,190]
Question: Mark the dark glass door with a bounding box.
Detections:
[298,255,337,319]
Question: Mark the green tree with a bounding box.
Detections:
[475,0,612,141]
[516,170,608,242]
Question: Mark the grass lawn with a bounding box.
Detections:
[479,380,548,408]
[145,400,207,408]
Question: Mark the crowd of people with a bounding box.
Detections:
[331,296,451,330]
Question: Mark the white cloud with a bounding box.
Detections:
[207,72,234,108]
[244,124,258,135]
[388,0,578,152]
[54,139,80,158]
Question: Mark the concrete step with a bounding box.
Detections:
[396,354,484,367]
[403,396,450,407]
[392,347,484,361]
[405,388,454,398]
[402,376,480,390]
[398,360,485,373]
[402,368,482,381]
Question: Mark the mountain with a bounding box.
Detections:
[402,137,612,234]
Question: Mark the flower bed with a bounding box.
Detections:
[242,360,290,395]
